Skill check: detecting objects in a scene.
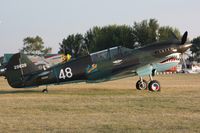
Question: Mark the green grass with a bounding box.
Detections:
[0,74,199,133]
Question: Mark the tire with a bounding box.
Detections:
[136,80,148,90]
[42,89,48,93]
[148,80,161,92]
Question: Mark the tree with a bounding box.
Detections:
[158,26,181,41]
[132,19,159,46]
[59,34,87,58]
[190,37,200,62]
[84,26,101,52]
[85,25,135,52]
[58,18,182,57]
[21,36,52,55]
[132,19,181,47]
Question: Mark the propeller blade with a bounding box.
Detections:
[181,31,188,44]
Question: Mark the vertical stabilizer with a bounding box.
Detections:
[5,53,39,88]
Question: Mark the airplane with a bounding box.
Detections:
[1,31,192,93]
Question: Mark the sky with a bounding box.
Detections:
[0,0,200,55]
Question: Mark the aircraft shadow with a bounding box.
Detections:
[0,90,41,95]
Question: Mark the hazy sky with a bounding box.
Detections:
[0,0,199,55]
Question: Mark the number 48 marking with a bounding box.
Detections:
[59,67,73,79]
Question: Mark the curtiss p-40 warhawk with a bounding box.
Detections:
[0,32,192,92]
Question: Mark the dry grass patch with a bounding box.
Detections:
[0,74,199,132]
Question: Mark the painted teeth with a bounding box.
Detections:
[161,56,180,64]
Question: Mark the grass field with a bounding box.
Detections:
[0,74,199,133]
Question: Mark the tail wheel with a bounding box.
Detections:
[136,80,148,90]
[148,80,161,92]
[42,88,48,93]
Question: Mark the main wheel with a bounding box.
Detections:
[42,89,48,93]
[148,80,161,92]
[136,80,148,90]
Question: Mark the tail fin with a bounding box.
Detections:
[3,54,14,64]
[5,53,39,88]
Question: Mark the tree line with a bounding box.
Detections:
[20,18,200,62]
[59,19,181,57]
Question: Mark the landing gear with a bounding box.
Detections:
[148,80,161,92]
[136,77,148,90]
[136,75,161,92]
[42,86,48,93]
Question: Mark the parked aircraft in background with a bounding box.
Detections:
[1,32,192,93]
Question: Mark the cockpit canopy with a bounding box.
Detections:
[90,46,132,63]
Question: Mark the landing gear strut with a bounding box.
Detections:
[136,75,161,92]
[42,86,48,93]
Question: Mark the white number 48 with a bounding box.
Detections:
[59,67,73,79]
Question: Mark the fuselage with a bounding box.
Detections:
[6,38,191,88]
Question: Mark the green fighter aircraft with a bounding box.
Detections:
[2,31,192,93]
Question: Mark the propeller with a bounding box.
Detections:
[180,52,187,71]
[181,31,188,45]
[179,31,191,73]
